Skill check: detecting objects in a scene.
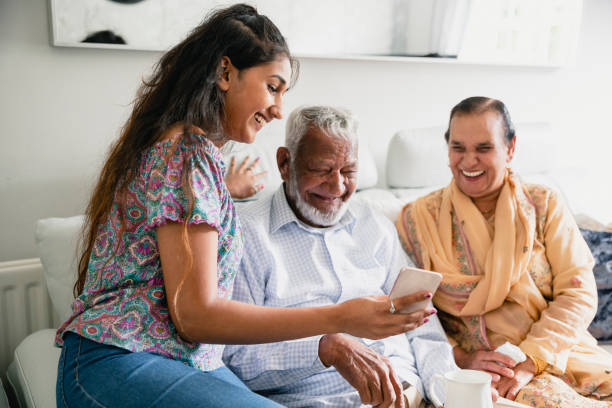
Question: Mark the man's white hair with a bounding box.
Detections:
[285,105,358,158]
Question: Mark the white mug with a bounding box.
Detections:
[429,369,493,408]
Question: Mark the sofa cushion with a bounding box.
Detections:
[35,216,83,325]
[386,126,450,188]
[7,329,59,408]
[354,188,404,222]
[510,122,556,175]
[356,137,378,190]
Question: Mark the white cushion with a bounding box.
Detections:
[511,122,556,175]
[356,137,378,190]
[35,216,84,325]
[386,127,450,188]
[354,188,404,222]
[390,185,446,202]
[7,329,59,408]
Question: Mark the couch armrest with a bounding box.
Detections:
[6,329,59,408]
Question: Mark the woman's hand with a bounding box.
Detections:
[453,347,517,383]
[225,156,267,199]
[336,292,437,340]
[496,358,536,401]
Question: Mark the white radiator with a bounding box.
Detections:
[0,258,53,379]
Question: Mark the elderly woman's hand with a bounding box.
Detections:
[496,358,536,400]
[225,156,267,199]
[453,346,517,383]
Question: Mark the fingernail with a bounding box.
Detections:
[425,293,432,299]
[423,318,429,323]
[429,309,437,315]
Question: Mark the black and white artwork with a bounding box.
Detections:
[49,0,581,66]
[48,0,471,57]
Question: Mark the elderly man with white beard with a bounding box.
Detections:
[222,106,458,408]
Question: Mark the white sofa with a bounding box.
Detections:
[5,123,611,407]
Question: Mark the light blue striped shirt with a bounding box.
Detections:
[223,187,457,407]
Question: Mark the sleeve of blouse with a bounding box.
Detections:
[145,140,225,232]
[518,189,597,374]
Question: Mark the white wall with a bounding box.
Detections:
[1,0,611,262]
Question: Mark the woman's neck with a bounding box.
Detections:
[472,189,502,216]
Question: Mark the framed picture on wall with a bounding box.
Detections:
[47,0,467,57]
[48,0,582,66]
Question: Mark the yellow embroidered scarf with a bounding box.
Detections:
[406,170,548,318]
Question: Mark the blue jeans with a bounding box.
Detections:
[57,332,282,408]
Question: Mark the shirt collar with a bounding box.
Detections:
[269,185,356,234]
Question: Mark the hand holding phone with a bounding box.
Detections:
[389,266,442,314]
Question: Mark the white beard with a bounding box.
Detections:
[287,170,349,227]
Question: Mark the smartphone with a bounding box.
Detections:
[389,266,443,314]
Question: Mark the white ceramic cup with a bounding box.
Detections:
[429,369,493,408]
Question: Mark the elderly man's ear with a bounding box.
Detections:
[276,147,291,182]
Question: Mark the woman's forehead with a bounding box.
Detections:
[450,112,505,142]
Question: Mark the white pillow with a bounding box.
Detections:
[512,123,556,175]
[390,185,446,202]
[357,138,378,190]
[386,127,451,188]
[35,216,84,325]
[354,188,403,222]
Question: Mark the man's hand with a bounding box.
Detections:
[319,334,404,408]
[453,346,517,383]
[496,358,536,400]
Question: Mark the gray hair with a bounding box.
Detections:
[285,106,358,158]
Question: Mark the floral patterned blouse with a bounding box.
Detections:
[56,133,243,371]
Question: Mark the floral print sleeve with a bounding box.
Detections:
[145,134,225,232]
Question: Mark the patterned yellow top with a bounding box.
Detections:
[397,174,597,375]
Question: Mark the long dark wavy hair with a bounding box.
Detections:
[75,4,298,295]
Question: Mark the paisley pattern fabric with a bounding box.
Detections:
[581,228,612,342]
[515,373,612,407]
[397,177,612,405]
[56,133,243,371]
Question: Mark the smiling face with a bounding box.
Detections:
[218,56,291,144]
[448,110,515,200]
[278,126,358,227]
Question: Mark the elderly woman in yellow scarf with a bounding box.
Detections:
[396,96,612,407]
